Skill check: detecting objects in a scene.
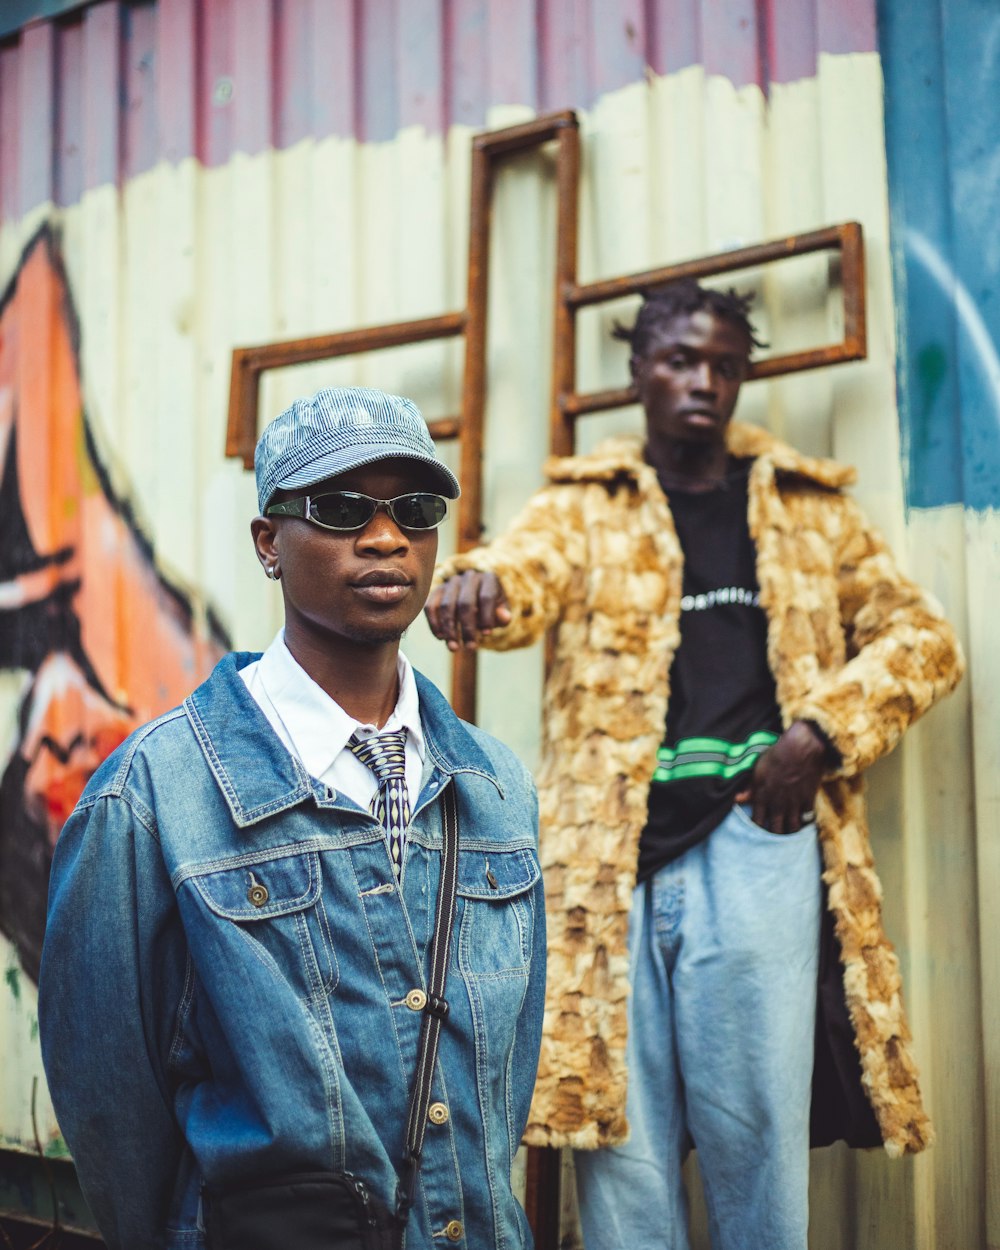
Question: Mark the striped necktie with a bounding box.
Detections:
[349,729,410,880]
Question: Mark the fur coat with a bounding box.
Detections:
[435,422,964,1158]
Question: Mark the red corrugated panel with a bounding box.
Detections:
[357,0,399,144]
[157,0,198,165]
[0,0,878,222]
[123,1,158,181]
[483,0,537,118]
[448,0,491,127]
[818,0,876,57]
[19,22,56,214]
[697,0,762,87]
[398,0,446,136]
[762,0,816,84]
[198,0,234,168]
[232,0,274,157]
[82,2,121,192]
[54,16,83,207]
[645,0,701,74]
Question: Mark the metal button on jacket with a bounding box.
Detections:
[247,882,269,907]
[428,1102,449,1125]
[445,1219,463,1241]
[405,988,427,1011]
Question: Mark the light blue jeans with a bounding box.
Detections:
[575,804,821,1250]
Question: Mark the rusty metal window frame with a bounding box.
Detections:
[549,215,867,456]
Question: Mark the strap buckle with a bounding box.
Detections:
[426,994,449,1020]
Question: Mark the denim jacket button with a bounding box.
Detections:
[405,988,427,1011]
[444,1219,463,1241]
[247,882,269,907]
[428,1101,449,1125]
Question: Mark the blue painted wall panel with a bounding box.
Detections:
[880,0,1000,512]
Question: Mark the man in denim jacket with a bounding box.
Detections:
[39,388,545,1250]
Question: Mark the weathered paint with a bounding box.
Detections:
[878,3,1000,1244]
[0,1,989,1246]
[880,0,1000,514]
[0,0,876,215]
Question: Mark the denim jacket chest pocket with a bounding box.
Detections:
[189,849,339,1000]
[455,847,540,977]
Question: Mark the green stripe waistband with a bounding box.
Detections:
[652,731,779,784]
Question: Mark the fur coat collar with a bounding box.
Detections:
[543,422,856,490]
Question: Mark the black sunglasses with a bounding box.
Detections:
[266,490,449,532]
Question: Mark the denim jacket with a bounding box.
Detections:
[39,653,544,1250]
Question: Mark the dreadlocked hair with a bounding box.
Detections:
[612,278,766,358]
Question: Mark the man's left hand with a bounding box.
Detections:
[735,720,827,835]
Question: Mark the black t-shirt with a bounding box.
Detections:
[637,459,783,882]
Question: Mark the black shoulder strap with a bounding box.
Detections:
[395,781,460,1223]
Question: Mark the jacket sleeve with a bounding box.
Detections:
[509,766,545,1143]
[39,793,188,1250]
[433,482,587,650]
[792,495,965,776]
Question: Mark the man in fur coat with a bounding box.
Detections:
[425,279,964,1250]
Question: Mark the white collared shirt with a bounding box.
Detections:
[239,631,425,813]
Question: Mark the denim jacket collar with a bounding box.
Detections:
[184,652,502,828]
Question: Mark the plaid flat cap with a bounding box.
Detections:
[255,387,461,513]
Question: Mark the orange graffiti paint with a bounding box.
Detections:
[0,227,228,980]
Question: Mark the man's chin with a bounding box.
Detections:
[342,617,415,647]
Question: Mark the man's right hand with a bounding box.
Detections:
[424,571,512,651]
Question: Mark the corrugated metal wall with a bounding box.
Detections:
[0,0,877,208]
[0,1,990,1245]
[879,3,1000,1247]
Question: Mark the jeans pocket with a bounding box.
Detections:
[731,802,816,842]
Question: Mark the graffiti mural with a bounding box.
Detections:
[0,226,228,983]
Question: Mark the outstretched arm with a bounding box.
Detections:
[427,482,586,652]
